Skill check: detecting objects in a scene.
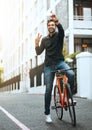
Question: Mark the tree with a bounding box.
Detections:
[0,62,4,83]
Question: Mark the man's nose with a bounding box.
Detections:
[49,25,53,27]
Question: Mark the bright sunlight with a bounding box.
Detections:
[0,0,15,58]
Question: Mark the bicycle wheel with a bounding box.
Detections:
[65,83,76,126]
[54,85,63,120]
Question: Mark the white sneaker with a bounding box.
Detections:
[69,98,77,105]
[46,114,52,123]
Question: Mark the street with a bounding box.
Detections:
[0,93,92,130]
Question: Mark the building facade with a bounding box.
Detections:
[0,0,92,93]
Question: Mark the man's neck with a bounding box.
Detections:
[49,32,55,37]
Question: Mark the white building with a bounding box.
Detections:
[0,0,92,93]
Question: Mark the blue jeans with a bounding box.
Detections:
[44,61,75,115]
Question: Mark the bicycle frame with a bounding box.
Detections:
[56,73,69,107]
[53,68,77,126]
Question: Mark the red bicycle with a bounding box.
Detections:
[52,68,76,126]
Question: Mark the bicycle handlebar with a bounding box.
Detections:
[52,67,77,74]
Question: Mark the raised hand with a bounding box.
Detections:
[50,13,59,25]
[35,33,42,46]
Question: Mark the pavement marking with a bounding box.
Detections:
[0,106,30,130]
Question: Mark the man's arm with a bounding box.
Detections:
[57,23,64,38]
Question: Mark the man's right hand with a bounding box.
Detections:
[35,33,42,47]
[51,13,59,26]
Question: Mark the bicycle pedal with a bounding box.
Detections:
[51,106,56,110]
[64,107,68,111]
[73,101,77,106]
[69,101,77,106]
[69,99,77,106]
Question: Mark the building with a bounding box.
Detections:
[0,0,92,93]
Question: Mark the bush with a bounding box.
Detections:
[64,51,80,94]
[65,51,80,61]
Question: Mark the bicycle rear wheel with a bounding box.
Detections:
[66,83,76,126]
[54,85,63,120]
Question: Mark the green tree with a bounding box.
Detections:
[0,67,3,83]
[62,40,68,57]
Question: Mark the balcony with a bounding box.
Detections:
[73,15,92,29]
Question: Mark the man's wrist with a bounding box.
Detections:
[35,42,39,47]
[55,20,59,25]
[35,45,39,47]
[55,20,58,23]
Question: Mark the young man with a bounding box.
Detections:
[35,14,74,123]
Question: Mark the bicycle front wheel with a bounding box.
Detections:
[54,85,63,120]
[66,83,76,126]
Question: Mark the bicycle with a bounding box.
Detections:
[51,68,77,126]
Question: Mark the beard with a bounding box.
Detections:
[48,28,55,34]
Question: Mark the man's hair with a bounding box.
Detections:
[47,19,55,26]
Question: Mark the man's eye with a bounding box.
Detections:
[48,24,55,26]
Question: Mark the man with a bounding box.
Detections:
[35,14,74,123]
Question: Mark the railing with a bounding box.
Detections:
[73,15,92,29]
[74,15,92,21]
[29,63,45,87]
[0,74,21,92]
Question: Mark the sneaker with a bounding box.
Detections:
[46,114,52,123]
[73,100,77,105]
[69,98,77,106]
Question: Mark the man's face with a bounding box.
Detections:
[47,21,56,34]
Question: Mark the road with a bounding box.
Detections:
[0,93,92,130]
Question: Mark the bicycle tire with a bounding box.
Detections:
[65,83,76,126]
[54,85,63,120]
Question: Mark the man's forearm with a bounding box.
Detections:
[57,23,64,37]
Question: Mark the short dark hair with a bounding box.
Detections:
[47,19,55,26]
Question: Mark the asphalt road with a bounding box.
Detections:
[0,93,92,130]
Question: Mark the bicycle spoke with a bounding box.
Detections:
[54,85,63,120]
[66,84,76,126]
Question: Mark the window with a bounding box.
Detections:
[74,0,92,20]
[83,8,92,20]
[74,38,92,53]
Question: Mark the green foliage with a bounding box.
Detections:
[0,67,4,83]
[0,67,4,73]
[0,77,3,83]
[62,39,80,61]
[65,51,80,60]
[62,40,68,56]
